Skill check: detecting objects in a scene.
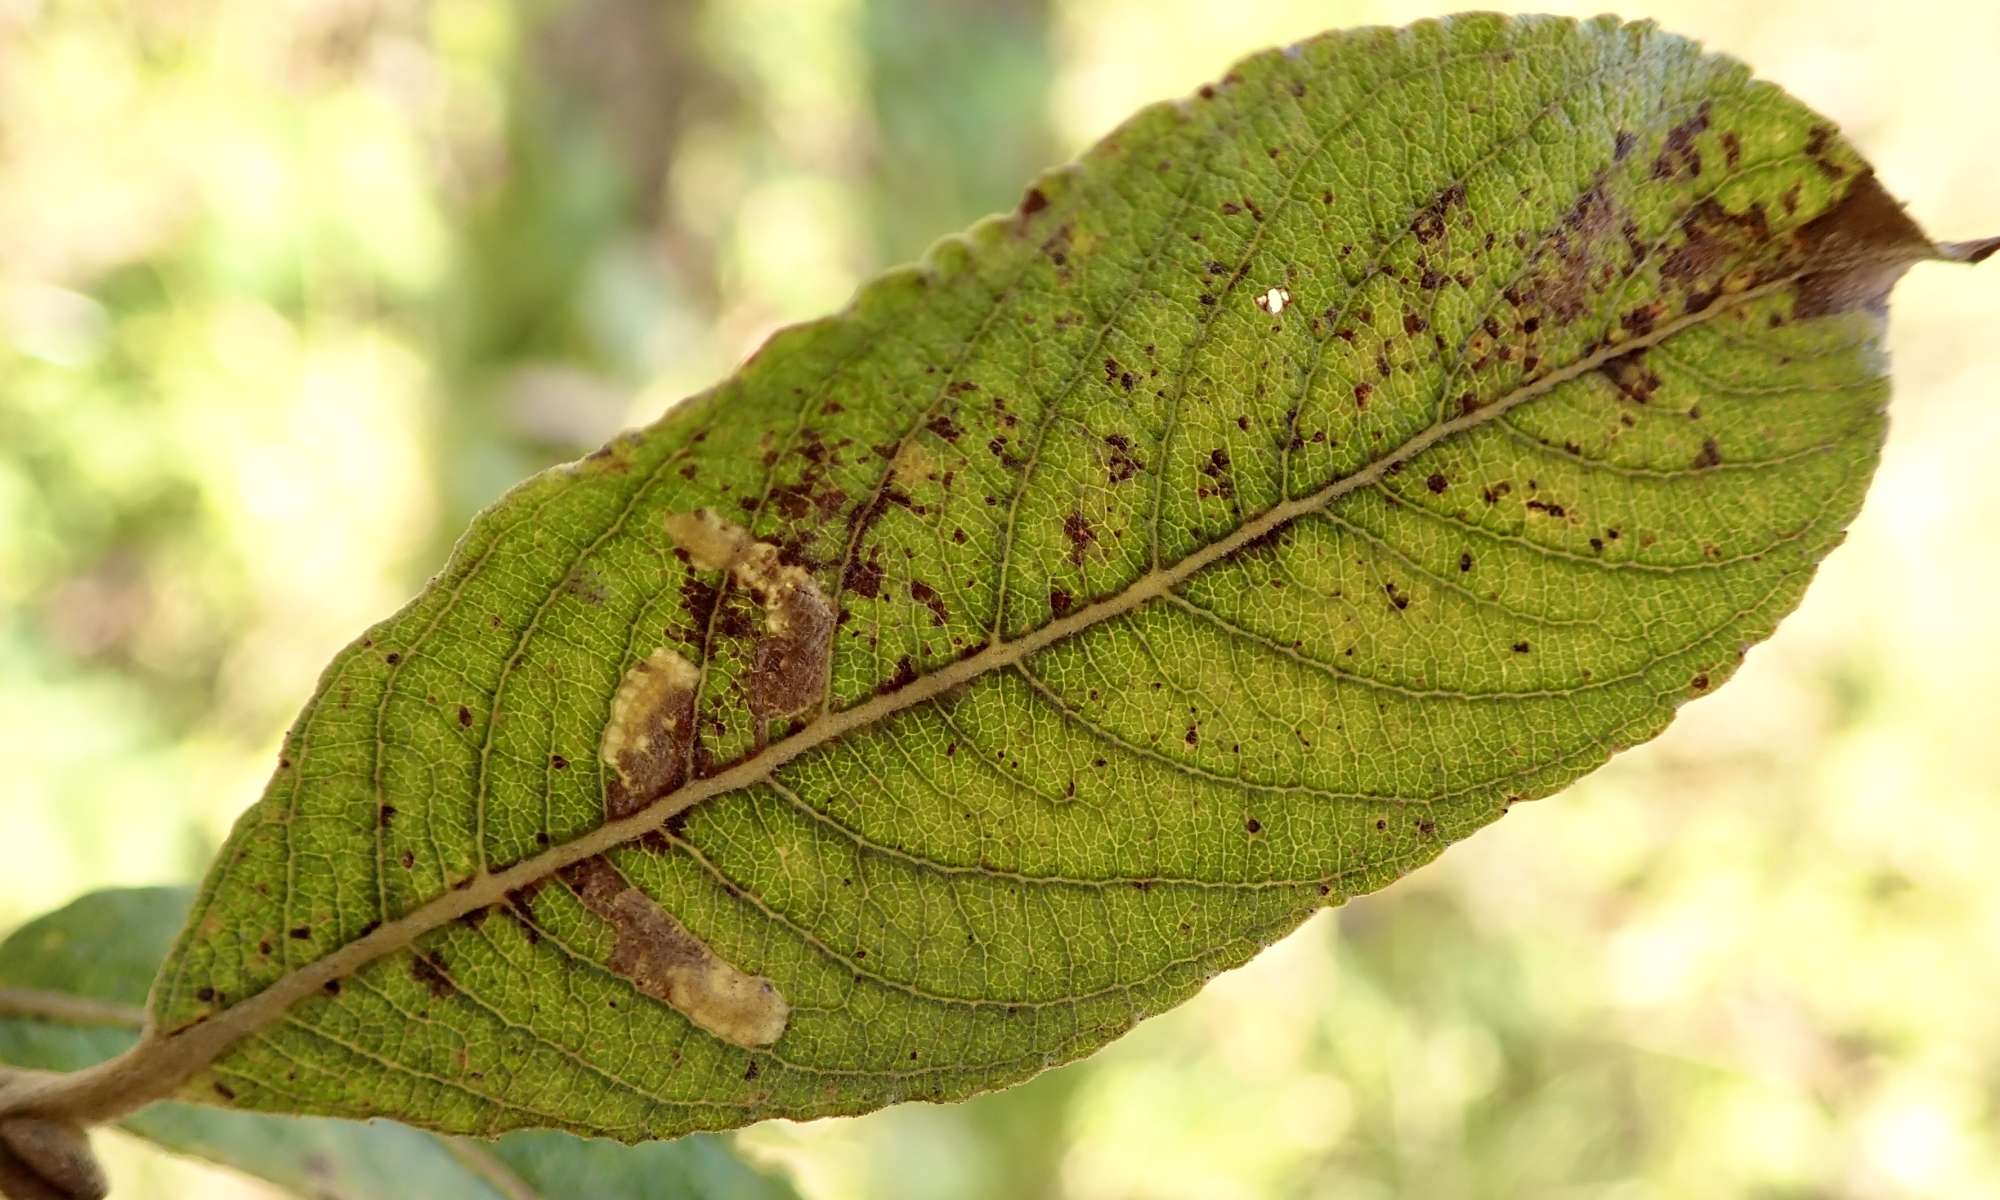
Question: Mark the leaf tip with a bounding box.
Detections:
[1935,235,2000,265]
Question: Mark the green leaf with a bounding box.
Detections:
[12,13,1990,1142]
[0,890,799,1200]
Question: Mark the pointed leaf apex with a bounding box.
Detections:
[1936,235,2000,265]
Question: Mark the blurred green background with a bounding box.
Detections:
[4,1,1999,1196]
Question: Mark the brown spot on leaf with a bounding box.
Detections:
[1650,102,1710,181]
[1532,179,1622,322]
[1803,124,1845,181]
[1600,352,1662,404]
[1621,301,1665,337]
[1659,197,1771,315]
[909,580,949,627]
[1064,512,1096,566]
[1224,519,1293,566]
[844,553,884,599]
[1104,433,1140,484]
[410,952,456,999]
[500,884,545,945]
[679,575,721,631]
[1409,181,1466,244]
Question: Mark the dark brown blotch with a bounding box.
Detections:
[1791,173,1935,318]
[909,580,949,627]
[1063,511,1096,566]
[1409,181,1466,244]
[1650,102,1711,181]
[410,952,456,999]
[1104,433,1140,484]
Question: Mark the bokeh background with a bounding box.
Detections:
[4,1,1998,1196]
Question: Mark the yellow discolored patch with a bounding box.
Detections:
[889,440,933,488]
[661,509,748,574]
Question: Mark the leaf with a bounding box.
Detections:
[0,890,800,1200]
[8,13,1991,1143]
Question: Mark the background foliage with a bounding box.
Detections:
[2,1,1998,1196]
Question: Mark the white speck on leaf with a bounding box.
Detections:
[1254,286,1291,315]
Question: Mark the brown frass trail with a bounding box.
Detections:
[664,509,835,722]
[557,857,789,1049]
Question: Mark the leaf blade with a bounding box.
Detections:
[105,13,1976,1139]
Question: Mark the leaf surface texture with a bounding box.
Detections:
[141,14,1966,1137]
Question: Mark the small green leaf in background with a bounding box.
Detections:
[0,890,799,1200]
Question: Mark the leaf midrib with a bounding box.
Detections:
[4,264,1834,1128]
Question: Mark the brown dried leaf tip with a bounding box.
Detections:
[1792,174,1929,316]
[664,509,834,721]
[1794,173,2000,317]
[561,857,789,1048]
